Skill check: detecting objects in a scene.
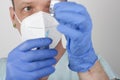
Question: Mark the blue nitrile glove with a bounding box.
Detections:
[6,38,57,80]
[54,2,98,72]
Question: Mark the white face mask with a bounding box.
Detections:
[15,11,63,48]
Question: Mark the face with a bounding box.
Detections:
[10,0,51,32]
[9,0,66,58]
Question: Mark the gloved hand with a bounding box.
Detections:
[6,38,57,80]
[54,2,98,72]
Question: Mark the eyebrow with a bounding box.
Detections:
[18,0,50,5]
[17,0,33,7]
[14,1,33,11]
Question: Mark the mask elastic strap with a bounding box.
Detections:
[14,12,22,24]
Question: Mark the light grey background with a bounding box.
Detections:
[0,0,120,76]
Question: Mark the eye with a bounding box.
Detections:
[23,6,33,12]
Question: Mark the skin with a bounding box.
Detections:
[9,0,113,80]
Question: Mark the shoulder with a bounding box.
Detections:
[0,58,7,66]
[0,58,7,80]
[0,58,7,62]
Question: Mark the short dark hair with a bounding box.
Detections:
[11,0,15,9]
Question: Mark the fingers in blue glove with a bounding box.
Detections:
[57,24,83,41]
[31,66,55,79]
[17,38,52,51]
[54,2,86,14]
[54,2,92,32]
[19,49,58,62]
[55,12,86,25]
[13,58,56,72]
[10,66,55,80]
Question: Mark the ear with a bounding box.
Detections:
[9,7,16,25]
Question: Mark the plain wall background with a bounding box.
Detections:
[0,0,120,76]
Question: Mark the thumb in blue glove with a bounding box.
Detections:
[54,2,98,72]
[6,38,57,80]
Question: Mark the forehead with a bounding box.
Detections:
[14,0,50,3]
[13,0,50,5]
[13,0,67,4]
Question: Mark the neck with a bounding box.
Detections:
[55,40,66,62]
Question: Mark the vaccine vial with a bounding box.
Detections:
[50,0,67,16]
[50,0,61,16]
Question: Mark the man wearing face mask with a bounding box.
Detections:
[0,0,119,80]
